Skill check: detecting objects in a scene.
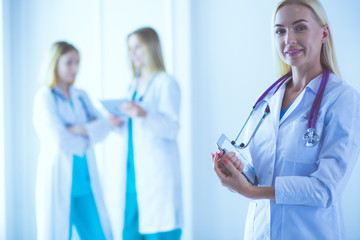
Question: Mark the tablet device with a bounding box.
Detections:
[100,99,129,117]
[217,133,258,186]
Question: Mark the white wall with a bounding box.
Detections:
[0,0,6,238]
[2,0,360,239]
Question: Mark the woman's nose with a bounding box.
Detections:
[285,31,297,44]
[71,64,79,74]
[130,49,136,58]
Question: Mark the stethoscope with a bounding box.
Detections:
[51,88,95,123]
[231,68,330,148]
[131,72,157,102]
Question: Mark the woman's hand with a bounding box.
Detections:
[212,151,244,176]
[67,125,87,136]
[119,101,147,118]
[108,114,123,127]
[212,151,253,197]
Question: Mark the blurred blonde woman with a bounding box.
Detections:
[108,27,182,240]
[33,41,112,240]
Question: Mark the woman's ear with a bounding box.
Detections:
[321,24,330,43]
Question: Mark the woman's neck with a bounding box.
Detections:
[290,64,323,92]
[56,81,71,99]
[137,68,153,91]
[138,67,152,81]
[281,63,323,112]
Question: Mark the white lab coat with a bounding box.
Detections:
[33,86,113,240]
[242,73,360,240]
[103,72,183,240]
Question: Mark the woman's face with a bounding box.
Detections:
[56,49,79,85]
[274,4,328,70]
[128,34,148,69]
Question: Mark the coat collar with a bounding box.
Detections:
[53,85,74,100]
[269,73,323,126]
[304,73,323,95]
[128,73,157,100]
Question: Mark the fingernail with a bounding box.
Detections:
[211,153,214,158]
[223,158,229,164]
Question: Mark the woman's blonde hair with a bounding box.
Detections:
[272,0,341,78]
[42,41,79,89]
[127,27,166,77]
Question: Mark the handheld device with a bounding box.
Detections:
[217,133,258,186]
[100,99,129,117]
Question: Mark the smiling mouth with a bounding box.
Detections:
[286,49,302,55]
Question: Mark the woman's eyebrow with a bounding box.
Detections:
[293,19,308,25]
[274,19,308,28]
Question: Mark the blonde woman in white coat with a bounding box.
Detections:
[33,41,112,240]
[212,1,360,239]
[108,27,182,240]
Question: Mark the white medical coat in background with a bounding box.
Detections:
[242,73,360,240]
[103,72,183,240]
[33,86,113,240]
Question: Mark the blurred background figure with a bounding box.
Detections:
[33,41,112,240]
[108,27,183,240]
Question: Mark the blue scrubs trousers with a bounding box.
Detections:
[123,92,181,240]
[69,154,106,240]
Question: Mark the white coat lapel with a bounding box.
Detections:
[278,74,322,126]
[279,89,305,126]
[267,86,284,132]
[249,87,284,185]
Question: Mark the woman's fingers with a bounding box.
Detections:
[222,158,239,176]
[211,151,221,164]
[218,160,231,177]
[108,114,123,126]
[222,152,244,173]
[213,156,227,178]
[212,151,252,195]
[118,101,146,118]
[213,150,245,179]
[239,161,245,171]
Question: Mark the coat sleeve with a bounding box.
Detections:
[33,88,87,156]
[275,87,360,208]
[79,91,112,145]
[142,76,181,141]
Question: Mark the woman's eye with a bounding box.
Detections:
[275,29,285,34]
[295,26,306,31]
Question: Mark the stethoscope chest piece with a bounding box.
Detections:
[303,128,319,147]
